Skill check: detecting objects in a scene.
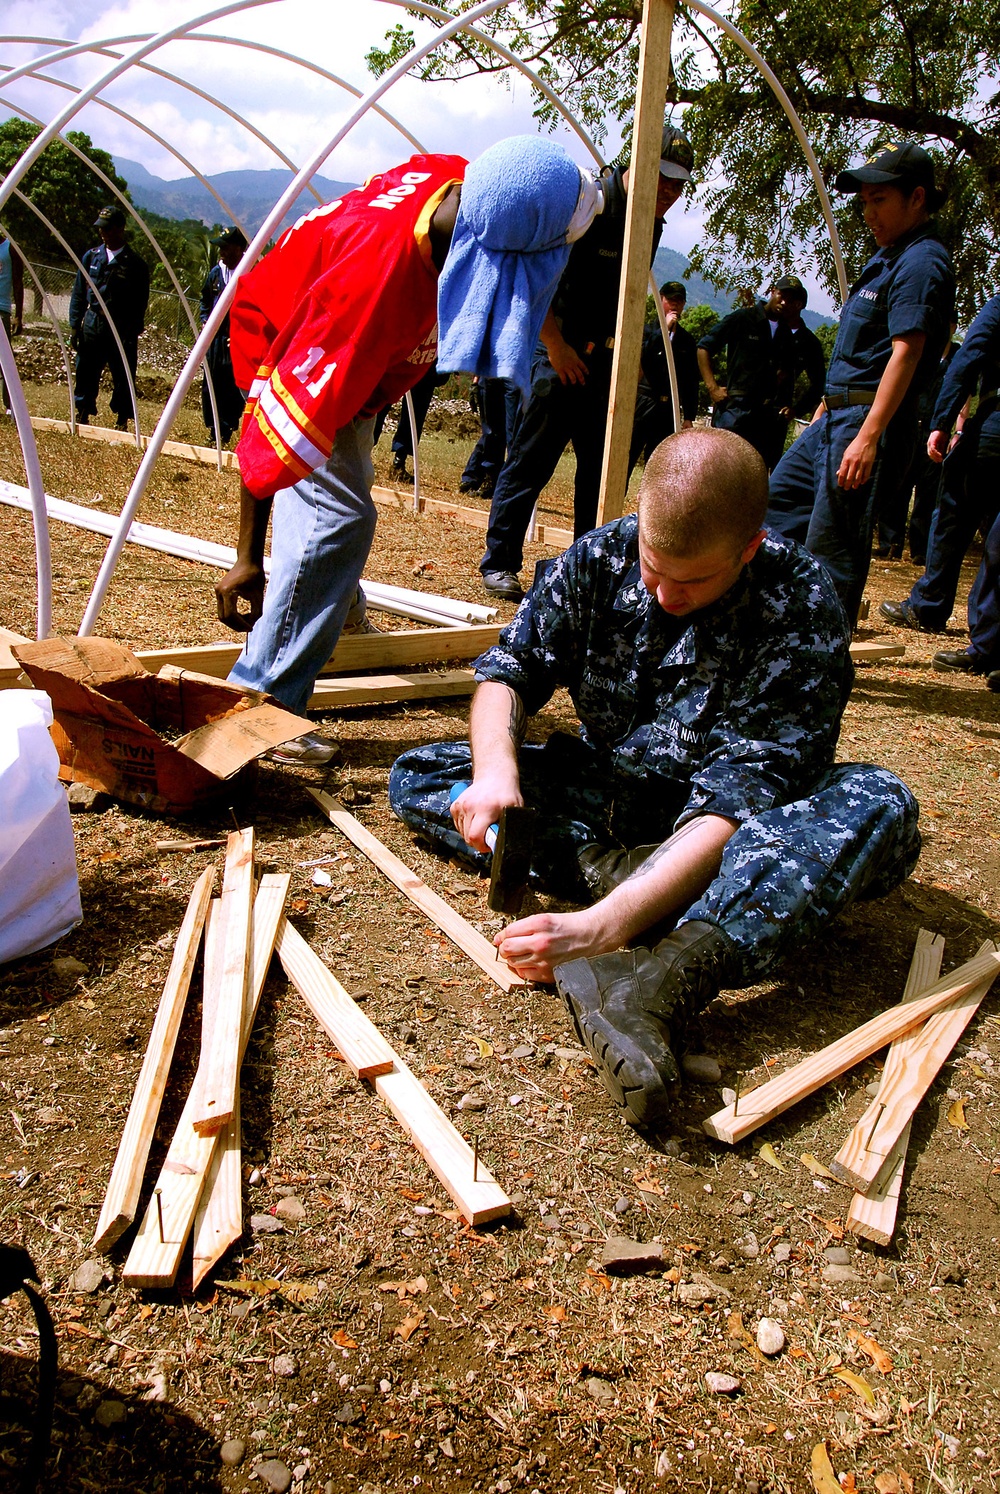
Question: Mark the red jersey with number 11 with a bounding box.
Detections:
[231,154,466,499]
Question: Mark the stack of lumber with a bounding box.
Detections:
[702,930,999,1244]
[94,830,510,1289]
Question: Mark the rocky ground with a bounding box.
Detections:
[1,362,999,1494]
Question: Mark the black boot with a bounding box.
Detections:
[578,842,661,900]
[554,920,738,1127]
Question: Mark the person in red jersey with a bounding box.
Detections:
[218,137,596,764]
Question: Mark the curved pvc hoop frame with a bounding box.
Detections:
[0,319,52,638]
[686,0,848,304]
[76,0,512,636]
[0,223,77,433]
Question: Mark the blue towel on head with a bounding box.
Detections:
[436,136,583,399]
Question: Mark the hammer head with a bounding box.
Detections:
[488,805,536,915]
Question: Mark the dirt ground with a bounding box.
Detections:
[1,370,1000,1494]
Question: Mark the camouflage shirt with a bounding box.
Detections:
[474,515,853,828]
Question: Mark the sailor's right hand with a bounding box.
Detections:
[215,558,265,631]
[450,774,523,854]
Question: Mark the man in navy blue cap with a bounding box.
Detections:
[766,141,954,627]
[68,205,150,430]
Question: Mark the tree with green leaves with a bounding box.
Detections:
[367,0,999,319]
[0,118,130,265]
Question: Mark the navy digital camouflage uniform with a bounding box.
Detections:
[390,516,920,985]
[767,223,954,627]
[901,296,1000,660]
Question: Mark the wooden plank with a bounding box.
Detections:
[832,938,997,1195]
[275,918,395,1081]
[850,641,906,662]
[596,0,676,526]
[190,828,254,1136]
[372,489,574,550]
[278,918,511,1225]
[701,946,1000,1145]
[123,873,289,1288]
[135,625,502,682]
[92,867,215,1251]
[0,626,32,689]
[844,929,944,1246]
[307,788,523,993]
[374,1052,511,1226]
[29,414,240,469]
[308,669,475,709]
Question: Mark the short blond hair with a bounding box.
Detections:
[637,428,768,556]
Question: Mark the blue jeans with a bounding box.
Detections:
[767,407,898,629]
[905,409,1000,634]
[228,417,377,714]
[388,738,920,985]
[480,347,614,576]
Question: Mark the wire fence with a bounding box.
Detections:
[25,262,199,342]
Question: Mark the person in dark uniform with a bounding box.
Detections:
[879,295,1000,676]
[696,278,801,471]
[477,123,695,601]
[373,362,448,479]
[766,141,954,628]
[68,206,150,430]
[460,377,518,499]
[873,323,959,561]
[783,280,827,426]
[389,429,920,1127]
[199,225,248,446]
[627,280,699,474]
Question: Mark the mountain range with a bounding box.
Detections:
[114,158,833,326]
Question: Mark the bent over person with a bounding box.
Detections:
[218,136,603,763]
[389,429,921,1127]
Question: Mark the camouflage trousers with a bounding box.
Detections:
[388,737,921,985]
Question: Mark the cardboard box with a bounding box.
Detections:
[13,636,315,816]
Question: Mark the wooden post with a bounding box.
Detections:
[701,946,1000,1145]
[92,866,215,1251]
[595,0,676,526]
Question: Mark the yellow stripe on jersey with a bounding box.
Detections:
[271,368,335,452]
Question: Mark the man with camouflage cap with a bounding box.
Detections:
[478,123,694,602]
[390,428,919,1127]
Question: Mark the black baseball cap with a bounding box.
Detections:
[94,206,125,228]
[210,226,248,249]
[773,274,807,304]
[659,280,687,301]
[659,125,694,181]
[835,141,946,209]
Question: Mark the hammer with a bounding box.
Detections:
[449,783,536,916]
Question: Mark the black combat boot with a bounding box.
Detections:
[577,842,661,900]
[554,921,739,1128]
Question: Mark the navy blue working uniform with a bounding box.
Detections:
[69,241,149,426]
[699,304,797,470]
[390,516,919,984]
[628,321,699,474]
[460,377,518,497]
[199,262,245,445]
[767,224,954,626]
[478,168,664,578]
[789,322,827,421]
[898,297,1000,661]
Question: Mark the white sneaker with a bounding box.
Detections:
[265,731,339,766]
[341,614,383,636]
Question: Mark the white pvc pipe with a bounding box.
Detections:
[0,331,52,639]
[76,0,510,637]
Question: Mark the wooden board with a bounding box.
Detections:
[190,828,254,1136]
[701,946,1000,1144]
[595,0,676,526]
[123,873,289,1288]
[307,669,475,709]
[371,489,573,551]
[0,626,31,689]
[92,866,215,1251]
[275,918,395,1080]
[279,918,511,1225]
[134,624,501,682]
[832,938,997,1195]
[849,641,906,662]
[307,788,523,993]
[844,929,944,1246]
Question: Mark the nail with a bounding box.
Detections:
[733,1073,742,1116]
[865,1102,886,1150]
[473,1135,479,1183]
[155,1187,164,1243]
